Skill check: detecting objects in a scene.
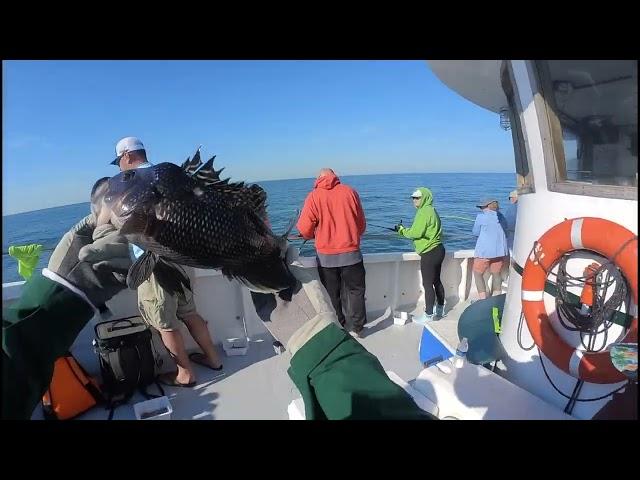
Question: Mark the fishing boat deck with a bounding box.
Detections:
[18,250,570,421]
[30,297,473,420]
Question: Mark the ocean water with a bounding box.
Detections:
[2,172,515,283]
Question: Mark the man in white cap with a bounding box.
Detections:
[111,136,151,170]
[110,137,223,387]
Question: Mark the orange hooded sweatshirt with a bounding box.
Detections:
[296,172,366,255]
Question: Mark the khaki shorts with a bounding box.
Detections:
[137,266,196,331]
[472,256,506,274]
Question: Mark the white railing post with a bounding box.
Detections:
[390,260,400,314]
[459,257,469,301]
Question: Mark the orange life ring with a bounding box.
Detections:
[521,217,637,384]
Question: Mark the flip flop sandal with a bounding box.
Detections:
[157,373,196,388]
[189,352,223,371]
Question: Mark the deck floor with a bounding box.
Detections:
[38,298,472,420]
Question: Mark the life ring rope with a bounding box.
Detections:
[521,217,637,384]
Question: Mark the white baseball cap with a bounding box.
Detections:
[111,137,145,165]
[411,189,423,199]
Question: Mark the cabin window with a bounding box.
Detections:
[535,60,637,198]
[501,61,535,194]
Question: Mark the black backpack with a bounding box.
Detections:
[93,316,164,419]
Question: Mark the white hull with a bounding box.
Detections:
[427,59,637,420]
[503,190,636,418]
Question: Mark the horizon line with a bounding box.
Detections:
[3,170,515,216]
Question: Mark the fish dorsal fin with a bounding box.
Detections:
[206,181,268,220]
[249,184,268,220]
[180,147,202,175]
[193,155,221,185]
[179,156,191,171]
[186,151,269,219]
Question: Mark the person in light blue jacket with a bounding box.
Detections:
[471,198,509,300]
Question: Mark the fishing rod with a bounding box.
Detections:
[6,218,475,257]
[368,219,404,232]
[287,235,311,252]
[289,228,476,241]
[440,215,475,222]
[368,223,398,232]
[369,216,474,231]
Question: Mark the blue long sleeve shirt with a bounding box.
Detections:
[502,203,517,249]
[472,209,509,259]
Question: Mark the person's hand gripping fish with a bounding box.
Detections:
[250,247,342,353]
[250,246,437,420]
[44,214,133,314]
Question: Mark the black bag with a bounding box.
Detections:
[93,316,163,419]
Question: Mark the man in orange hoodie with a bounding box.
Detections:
[297,168,368,337]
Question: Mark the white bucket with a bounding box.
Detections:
[223,337,249,356]
[393,311,410,325]
[134,396,173,420]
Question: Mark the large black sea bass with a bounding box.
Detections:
[96,149,297,294]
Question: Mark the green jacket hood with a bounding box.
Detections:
[416,187,433,208]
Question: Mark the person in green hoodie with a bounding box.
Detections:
[395,187,446,323]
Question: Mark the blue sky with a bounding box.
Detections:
[3,60,514,215]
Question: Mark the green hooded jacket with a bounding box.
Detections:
[398,187,442,254]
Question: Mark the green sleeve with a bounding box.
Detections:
[287,324,435,420]
[399,208,428,240]
[424,208,440,241]
[2,273,94,419]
